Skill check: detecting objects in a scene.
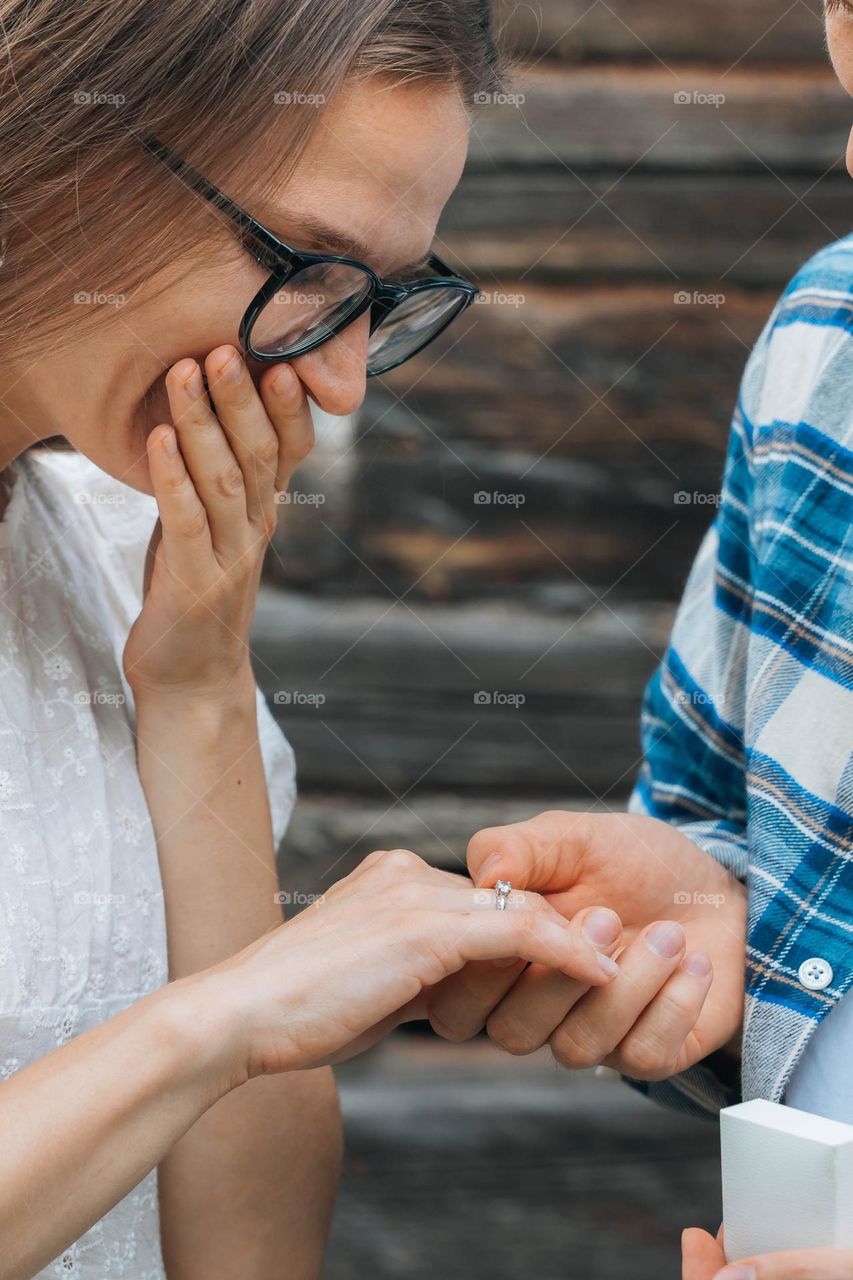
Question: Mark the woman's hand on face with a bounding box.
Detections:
[425,810,746,1082]
[682,1226,853,1280]
[122,347,313,701]
[198,850,624,1080]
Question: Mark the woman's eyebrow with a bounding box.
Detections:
[256,206,434,278]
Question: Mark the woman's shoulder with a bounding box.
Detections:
[20,446,157,605]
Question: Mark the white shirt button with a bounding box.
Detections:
[798,957,834,991]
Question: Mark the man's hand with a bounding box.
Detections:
[426,810,746,1081]
[683,1226,853,1278]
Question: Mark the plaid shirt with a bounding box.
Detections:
[625,236,853,1120]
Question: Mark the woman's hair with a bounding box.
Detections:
[0,0,502,383]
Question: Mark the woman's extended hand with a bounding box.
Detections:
[195,849,624,1080]
[682,1226,853,1279]
[122,346,313,701]
[425,810,746,1082]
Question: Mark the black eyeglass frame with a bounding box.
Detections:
[136,134,479,376]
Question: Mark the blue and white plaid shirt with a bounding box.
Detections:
[626,236,853,1120]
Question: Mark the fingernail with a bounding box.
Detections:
[272,367,298,396]
[161,428,177,457]
[598,953,619,979]
[714,1268,755,1280]
[182,362,203,395]
[492,956,522,970]
[682,950,712,978]
[476,853,504,887]
[220,352,243,383]
[583,908,621,948]
[644,921,685,959]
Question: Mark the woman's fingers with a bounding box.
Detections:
[257,361,315,493]
[422,898,621,983]
[428,904,622,1044]
[351,851,622,988]
[548,920,688,1070]
[145,425,215,587]
[165,357,249,560]
[605,949,713,1080]
[203,346,280,530]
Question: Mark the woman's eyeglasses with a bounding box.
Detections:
[136,134,479,376]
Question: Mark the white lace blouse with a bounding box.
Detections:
[0,446,297,1278]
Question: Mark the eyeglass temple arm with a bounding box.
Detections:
[139,134,474,289]
[136,133,261,239]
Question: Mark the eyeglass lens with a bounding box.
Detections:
[250,262,468,371]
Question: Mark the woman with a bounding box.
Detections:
[0,2,625,1277]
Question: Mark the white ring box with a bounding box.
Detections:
[721,1099,853,1260]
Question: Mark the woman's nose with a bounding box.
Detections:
[289,311,371,416]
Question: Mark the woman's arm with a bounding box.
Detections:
[134,674,341,1280]
[0,825,614,1278]
[0,970,236,1280]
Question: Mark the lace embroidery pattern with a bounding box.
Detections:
[0,448,296,1277]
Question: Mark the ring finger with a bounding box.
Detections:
[427,905,622,1042]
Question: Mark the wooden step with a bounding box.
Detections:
[326,1037,722,1280]
[252,590,672,797]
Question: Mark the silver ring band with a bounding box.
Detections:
[495,879,511,911]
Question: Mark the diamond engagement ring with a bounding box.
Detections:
[495,879,512,911]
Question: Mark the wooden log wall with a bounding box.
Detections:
[261,0,852,845]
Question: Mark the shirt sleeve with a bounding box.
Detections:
[621,307,777,1118]
[35,447,299,851]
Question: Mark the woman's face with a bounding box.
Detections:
[825,1,853,173]
[0,79,470,494]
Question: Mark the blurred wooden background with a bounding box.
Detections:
[253,4,851,1278]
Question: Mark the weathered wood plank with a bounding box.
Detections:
[327,1039,721,1280]
[329,284,768,600]
[467,65,849,172]
[252,589,673,796]
[279,793,618,893]
[270,286,768,600]
[440,171,852,285]
[494,0,826,66]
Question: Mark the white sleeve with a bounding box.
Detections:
[34,448,298,847]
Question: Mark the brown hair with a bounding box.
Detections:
[0,0,502,449]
